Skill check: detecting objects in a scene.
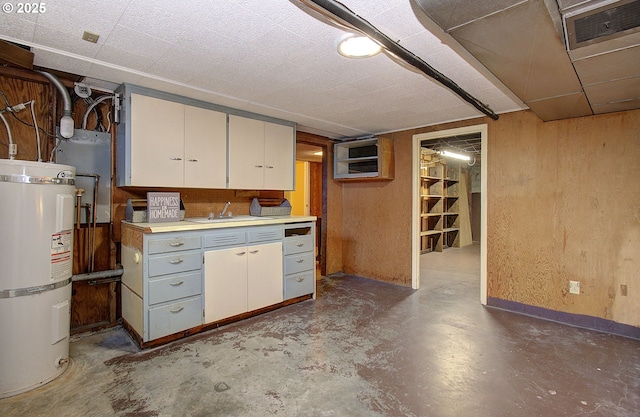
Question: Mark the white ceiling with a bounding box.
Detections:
[0,0,526,139]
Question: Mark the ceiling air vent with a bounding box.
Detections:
[565,0,640,50]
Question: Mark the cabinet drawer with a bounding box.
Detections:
[248,226,283,243]
[284,272,315,300]
[284,252,315,275]
[148,251,202,277]
[148,296,202,340]
[122,284,143,338]
[284,235,314,255]
[203,230,246,248]
[148,271,202,305]
[148,235,201,254]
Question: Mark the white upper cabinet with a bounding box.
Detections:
[117,85,295,190]
[228,115,295,190]
[264,122,295,190]
[184,105,227,189]
[129,94,185,187]
[123,93,227,188]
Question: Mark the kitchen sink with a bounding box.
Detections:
[185,215,269,224]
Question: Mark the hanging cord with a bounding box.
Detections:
[0,111,15,158]
[82,95,114,131]
[0,88,59,159]
[28,100,43,161]
[298,0,499,120]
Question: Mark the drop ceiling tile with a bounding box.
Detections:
[32,48,92,75]
[35,0,128,40]
[100,25,172,62]
[0,16,37,42]
[451,0,582,102]
[33,25,102,59]
[526,93,592,121]
[414,0,525,31]
[592,98,640,114]
[573,46,640,86]
[584,77,640,105]
[369,4,430,40]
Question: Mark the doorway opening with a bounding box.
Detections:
[289,141,327,277]
[412,124,488,304]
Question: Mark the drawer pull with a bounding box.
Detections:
[236,251,246,256]
[169,241,185,247]
[169,258,184,264]
[296,259,305,264]
[296,277,305,282]
[169,281,184,286]
[296,243,305,247]
[249,250,259,254]
[170,306,184,313]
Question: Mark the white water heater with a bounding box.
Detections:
[0,160,76,398]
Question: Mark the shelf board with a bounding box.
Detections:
[420,230,442,236]
[445,195,459,199]
[443,212,459,216]
[336,156,378,163]
[420,194,443,198]
[443,227,459,233]
[421,213,442,217]
[420,175,442,180]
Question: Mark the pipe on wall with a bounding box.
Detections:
[35,70,75,138]
[72,265,123,283]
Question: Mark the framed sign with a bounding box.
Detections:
[147,192,180,223]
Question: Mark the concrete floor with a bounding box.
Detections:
[1,243,639,416]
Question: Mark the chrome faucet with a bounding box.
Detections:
[219,201,231,218]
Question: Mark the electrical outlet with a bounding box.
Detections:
[569,280,580,295]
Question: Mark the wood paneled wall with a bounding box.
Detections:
[486,110,640,328]
[340,108,640,328]
[340,134,413,285]
[0,72,53,160]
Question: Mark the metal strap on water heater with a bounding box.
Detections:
[0,174,75,186]
[0,277,72,298]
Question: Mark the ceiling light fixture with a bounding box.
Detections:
[439,150,471,161]
[337,34,382,58]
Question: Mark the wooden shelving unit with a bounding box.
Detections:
[419,149,466,253]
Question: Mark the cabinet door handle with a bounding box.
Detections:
[169,241,184,247]
[236,251,246,256]
[296,277,305,282]
[169,258,184,264]
[255,164,264,168]
[169,157,183,161]
[296,259,305,264]
[187,158,198,162]
[170,306,184,313]
[170,281,184,286]
[249,250,259,254]
[266,165,274,169]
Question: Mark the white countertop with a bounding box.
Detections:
[123,215,317,233]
